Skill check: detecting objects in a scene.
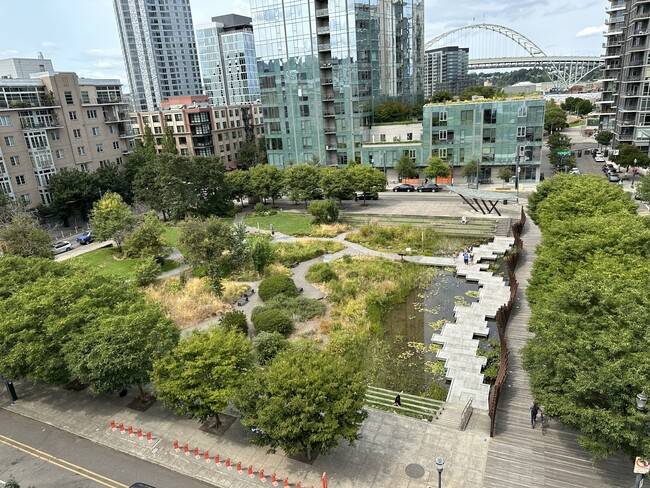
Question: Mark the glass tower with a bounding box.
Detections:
[251,0,424,167]
[113,0,203,111]
[196,15,261,106]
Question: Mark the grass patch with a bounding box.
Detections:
[244,213,313,236]
[254,295,326,323]
[73,246,179,279]
[144,277,247,329]
[346,221,484,256]
[310,223,350,237]
[273,239,345,266]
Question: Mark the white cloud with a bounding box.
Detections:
[576,25,605,38]
[41,41,56,48]
[93,60,120,69]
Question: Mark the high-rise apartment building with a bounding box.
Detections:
[131,95,264,165]
[250,0,424,167]
[599,0,650,151]
[424,46,470,98]
[113,0,202,111]
[0,62,133,209]
[196,14,260,106]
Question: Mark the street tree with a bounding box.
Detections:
[560,97,594,116]
[460,160,478,181]
[0,208,52,259]
[394,154,418,179]
[64,303,179,397]
[348,165,386,205]
[636,174,650,202]
[423,157,451,183]
[233,345,367,460]
[256,137,268,166]
[544,100,568,133]
[153,326,253,427]
[319,167,355,202]
[498,167,514,185]
[189,156,233,218]
[594,130,613,149]
[47,168,96,225]
[161,126,177,154]
[546,132,574,169]
[93,163,133,204]
[90,192,134,252]
[225,169,251,207]
[122,211,167,260]
[249,164,283,205]
[282,163,321,204]
[613,144,649,169]
[239,140,257,166]
[250,236,274,274]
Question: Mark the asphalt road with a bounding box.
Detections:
[0,410,216,488]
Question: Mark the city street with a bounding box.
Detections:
[0,410,216,488]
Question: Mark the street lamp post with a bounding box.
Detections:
[515,147,521,205]
[435,457,444,488]
[635,393,648,488]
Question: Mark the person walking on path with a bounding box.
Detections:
[393,394,402,407]
[530,402,539,428]
[463,252,469,265]
[270,223,275,235]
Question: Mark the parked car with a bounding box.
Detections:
[569,168,581,175]
[595,155,606,163]
[355,191,379,201]
[608,173,620,182]
[392,183,416,192]
[416,183,441,192]
[52,241,73,255]
[76,230,94,245]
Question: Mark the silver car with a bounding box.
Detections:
[52,241,72,255]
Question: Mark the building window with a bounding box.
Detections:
[517,126,526,137]
[73,129,82,138]
[438,130,447,140]
[55,149,64,159]
[109,125,117,134]
[483,109,497,124]
[154,126,162,134]
[96,143,103,152]
[460,110,474,126]
[180,148,189,155]
[20,194,31,204]
[15,175,26,185]
[77,146,86,156]
[408,149,417,159]
[9,156,20,166]
[69,111,77,120]
[4,136,15,146]
[179,137,187,144]
[79,163,89,173]
[518,106,528,117]
[175,113,183,121]
[115,157,122,165]
[81,91,90,104]
[152,115,160,123]
[482,128,496,143]
[0,115,11,126]
[51,131,60,140]
[176,125,184,133]
[64,91,74,105]
[113,141,119,149]
[92,127,100,136]
[87,109,98,119]
[439,111,448,122]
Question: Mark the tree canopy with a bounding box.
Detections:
[544,100,568,133]
[90,191,134,252]
[613,144,650,169]
[233,345,367,460]
[283,164,320,204]
[347,165,386,204]
[394,154,419,179]
[249,164,283,205]
[423,157,451,182]
[0,206,52,259]
[594,130,614,148]
[560,97,594,116]
[523,175,650,460]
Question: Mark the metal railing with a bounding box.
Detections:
[460,397,474,431]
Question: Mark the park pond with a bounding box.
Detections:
[379,267,501,399]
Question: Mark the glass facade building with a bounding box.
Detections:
[250,0,424,167]
[422,98,545,182]
[424,46,470,97]
[196,15,261,106]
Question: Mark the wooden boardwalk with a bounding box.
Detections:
[483,218,633,487]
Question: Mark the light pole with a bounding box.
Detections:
[435,457,444,488]
[634,393,648,488]
[515,146,521,205]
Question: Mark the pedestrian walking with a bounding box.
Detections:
[469,250,474,265]
[530,402,539,428]
[463,252,469,265]
[393,394,402,407]
[270,223,275,235]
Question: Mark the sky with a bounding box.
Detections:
[1,0,608,89]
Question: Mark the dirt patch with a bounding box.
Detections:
[199,413,237,436]
[127,394,157,412]
[287,451,318,465]
[290,301,331,343]
[62,379,88,391]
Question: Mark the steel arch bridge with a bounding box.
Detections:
[426,23,603,90]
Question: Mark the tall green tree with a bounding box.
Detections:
[249,164,283,205]
[189,156,233,217]
[544,100,568,132]
[460,160,478,181]
[614,144,649,169]
[47,168,96,225]
[178,217,234,268]
[546,132,574,169]
[256,136,268,166]
[0,208,52,259]
[233,345,367,460]
[93,163,133,204]
[250,236,274,274]
[153,327,253,427]
[161,126,177,154]
[636,174,650,202]
[423,157,451,183]
[283,164,320,204]
[594,130,614,148]
[225,169,251,207]
[498,167,514,184]
[348,165,386,205]
[394,154,419,179]
[239,140,257,166]
[90,192,135,252]
[320,167,355,202]
[428,91,454,103]
[122,211,167,260]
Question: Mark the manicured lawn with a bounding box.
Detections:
[244,213,313,236]
[74,247,178,279]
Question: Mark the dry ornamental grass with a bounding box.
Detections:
[145,277,247,329]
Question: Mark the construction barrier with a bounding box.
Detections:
[174,440,179,452]
[248,465,254,478]
[260,469,266,482]
[204,451,210,463]
[237,461,243,474]
[110,420,116,431]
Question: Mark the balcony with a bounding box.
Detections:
[0,99,60,110]
[20,119,62,130]
[324,126,336,134]
[323,111,335,117]
[317,26,330,35]
[320,62,332,69]
[315,8,329,17]
[318,43,331,52]
[104,112,130,123]
[82,97,124,106]
[325,145,337,151]
[321,78,333,85]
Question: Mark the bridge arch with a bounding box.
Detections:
[425,23,547,57]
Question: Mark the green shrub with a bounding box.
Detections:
[252,331,289,364]
[258,273,297,301]
[220,310,249,336]
[306,262,339,283]
[262,294,325,322]
[273,240,344,266]
[133,257,161,286]
[309,199,339,224]
[253,202,266,214]
[252,309,294,336]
